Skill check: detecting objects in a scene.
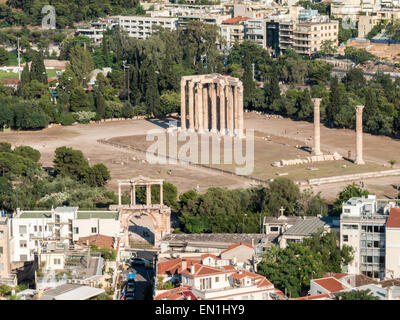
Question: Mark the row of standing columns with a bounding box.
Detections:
[180,77,244,137]
[118,183,163,207]
[312,98,364,164]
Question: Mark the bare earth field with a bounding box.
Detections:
[1,113,400,202]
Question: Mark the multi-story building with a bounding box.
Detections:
[0,216,16,286]
[75,21,114,44]
[358,9,400,38]
[244,18,267,48]
[220,16,249,50]
[385,208,400,279]
[11,207,120,262]
[156,250,281,300]
[112,15,179,40]
[339,195,396,280]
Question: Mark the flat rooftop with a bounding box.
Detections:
[162,233,268,245]
[17,208,119,220]
[283,217,332,236]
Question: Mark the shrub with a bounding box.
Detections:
[60,113,76,126]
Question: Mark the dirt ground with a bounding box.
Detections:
[1,113,400,202]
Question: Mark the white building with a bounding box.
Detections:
[11,207,120,262]
[340,195,396,279]
[112,15,178,40]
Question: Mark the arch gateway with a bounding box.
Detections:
[110,176,171,248]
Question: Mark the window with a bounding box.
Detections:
[19,225,27,234]
[54,259,61,265]
[34,226,37,232]
[49,226,53,232]
[0,230,3,240]
[20,240,27,248]
[343,235,348,242]
[0,247,3,254]
[361,240,366,248]
[343,224,357,230]
[39,226,42,232]
[215,276,219,283]
[270,227,279,232]
[200,278,212,290]
[74,227,79,234]
[91,227,97,234]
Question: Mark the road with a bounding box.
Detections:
[120,250,158,300]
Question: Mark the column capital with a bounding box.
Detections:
[355,105,364,113]
[188,81,195,89]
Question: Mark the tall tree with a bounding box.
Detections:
[144,64,160,116]
[326,77,341,125]
[29,51,47,84]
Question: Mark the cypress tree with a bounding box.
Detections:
[326,77,341,125]
[18,63,31,94]
[243,59,255,109]
[95,91,106,119]
[30,51,48,84]
[144,64,160,117]
[364,88,377,121]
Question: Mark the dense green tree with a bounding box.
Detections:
[85,163,111,187]
[326,77,341,125]
[336,289,379,300]
[29,51,47,84]
[296,89,313,120]
[13,146,41,162]
[265,178,301,216]
[144,64,160,116]
[0,142,11,153]
[70,87,90,112]
[69,45,94,87]
[53,146,90,182]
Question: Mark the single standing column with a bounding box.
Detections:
[146,184,152,206]
[130,185,134,207]
[228,86,234,136]
[355,105,365,165]
[160,183,163,205]
[211,83,217,133]
[197,83,204,133]
[238,84,244,137]
[180,79,186,130]
[132,185,136,206]
[219,83,226,134]
[188,81,195,131]
[118,183,121,206]
[312,98,322,156]
[203,85,209,132]
[234,85,239,135]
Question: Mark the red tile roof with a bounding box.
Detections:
[387,208,400,228]
[76,234,114,249]
[322,273,348,280]
[291,293,332,300]
[312,277,347,293]
[181,263,231,278]
[222,265,236,271]
[154,286,196,300]
[158,258,201,276]
[222,16,249,24]
[220,243,253,255]
[230,270,274,288]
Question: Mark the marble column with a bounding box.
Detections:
[219,83,226,134]
[234,86,239,135]
[237,84,244,137]
[228,86,234,136]
[146,184,152,206]
[312,98,322,156]
[188,82,194,131]
[211,83,217,133]
[132,185,136,206]
[180,79,186,130]
[197,83,204,133]
[355,105,365,165]
[203,84,209,132]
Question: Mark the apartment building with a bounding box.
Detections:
[339,195,396,280]
[177,14,230,28]
[244,18,267,48]
[111,15,178,40]
[358,9,400,38]
[11,207,120,262]
[385,208,400,279]
[220,16,249,50]
[0,216,16,286]
[75,21,113,44]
